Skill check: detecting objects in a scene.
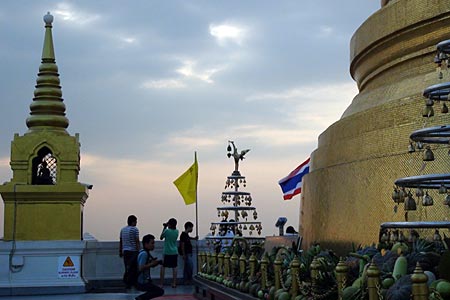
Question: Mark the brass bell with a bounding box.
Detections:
[422,191,434,206]
[381,232,388,242]
[415,187,424,197]
[442,103,449,113]
[422,106,434,117]
[434,229,442,241]
[390,230,399,242]
[398,187,407,203]
[408,142,415,153]
[392,187,401,203]
[439,184,447,194]
[444,194,450,206]
[405,193,417,211]
[423,146,435,161]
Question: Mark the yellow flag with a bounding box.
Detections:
[173,154,198,205]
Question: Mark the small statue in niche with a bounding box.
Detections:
[36,161,53,185]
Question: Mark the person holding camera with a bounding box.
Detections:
[159,218,179,288]
[135,234,164,300]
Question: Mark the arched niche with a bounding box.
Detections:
[31,146,57,185]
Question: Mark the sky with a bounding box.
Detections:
[0,1,380,241]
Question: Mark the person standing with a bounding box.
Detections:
[119,215,140,288]
[179,221,198,285]
[135,234,164,300]
[159,218,179,288]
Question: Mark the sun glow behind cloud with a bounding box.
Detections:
[209,23,246,46]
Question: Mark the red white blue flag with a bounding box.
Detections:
[278,158,310,200]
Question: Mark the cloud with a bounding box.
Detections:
[318,25,334,37]
[176,60,224,83]
[140,79,186,89]
[53,3,100,25]
[209,23,246,46]
[245,82,357,104]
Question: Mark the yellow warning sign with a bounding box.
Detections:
[63,256,74,267]
[58,255,80,278]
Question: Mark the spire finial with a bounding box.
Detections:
[26,13,69,133]
[43,12,53,25]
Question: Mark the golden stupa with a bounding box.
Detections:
[300,0,450,250]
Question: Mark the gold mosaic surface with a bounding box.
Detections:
[301,0,450,253]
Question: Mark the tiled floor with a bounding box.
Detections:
[0,286,195,300]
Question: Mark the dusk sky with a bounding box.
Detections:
[0,1,380,240]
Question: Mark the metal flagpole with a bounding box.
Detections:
[194,151,199,274]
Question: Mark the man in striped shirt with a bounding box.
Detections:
[120,215,140,288]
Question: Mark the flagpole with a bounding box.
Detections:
[194,151,199,274]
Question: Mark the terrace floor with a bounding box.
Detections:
[0,285,196,300]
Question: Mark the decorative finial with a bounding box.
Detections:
[43,12,53,25]
[226,141,250,175]
[26,12,69,133]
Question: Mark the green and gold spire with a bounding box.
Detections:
[26,12,69,133]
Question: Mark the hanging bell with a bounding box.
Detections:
[435,54,442,64]
[422,105,435,117]
[392,187,400,203]
[439,184,447,194]
[442,103,449,113]
[416,141,424,150]
[434,229,442,241]
[404,193,417,211]
[398,231,405,242]
[390,230,399,242]
[423,146,435,161]
[227,144,232,152]
[398,187,407,203]
[380,232,388,243]
[422,191,434,206]
[415,187,424,197]
[408,142,415,153]
[444,194,450,206]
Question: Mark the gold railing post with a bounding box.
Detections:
[224,253,230,278]
[411,262,429,300]
[290,257,300,298]
[201,252,207,273]
[310,257,320,295]
[261,255,268,290]
[211,252,217,275]
[336,257,349,300]
[367,261,381,300]
[206,252,212,274]
[249,253,257,280]
[231,252,239,277]
[218,252,224,275]
[239,253,246,277]
[274,255,283,290]
[197,251,203,273]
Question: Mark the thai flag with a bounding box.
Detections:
[278,158,310,200]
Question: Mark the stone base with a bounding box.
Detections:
[0,240,85,296]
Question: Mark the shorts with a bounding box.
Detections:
[163,254,178,268]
